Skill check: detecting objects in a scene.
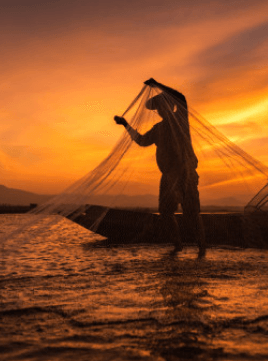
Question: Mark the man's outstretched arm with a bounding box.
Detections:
[114,116,155,147]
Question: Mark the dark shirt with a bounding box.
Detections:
[127,118,198,176]
[130,121,183,174]
[126,86,198,175]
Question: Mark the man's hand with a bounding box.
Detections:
[114,116,128,127]
[144,78,158,87]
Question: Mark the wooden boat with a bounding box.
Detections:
[71,205,268,248]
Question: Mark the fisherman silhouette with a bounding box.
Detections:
[115,78,206,258]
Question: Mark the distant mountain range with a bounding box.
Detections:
[0,185,53,206]
[0,184,245,210]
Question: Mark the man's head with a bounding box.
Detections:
[145,93,175,118]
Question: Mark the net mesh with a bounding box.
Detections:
[31,84,268,216]
[2,82,268,246]
[245,183,268,213]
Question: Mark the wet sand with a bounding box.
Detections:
[1,215,268,361]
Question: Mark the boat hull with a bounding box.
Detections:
[71,205,268,248]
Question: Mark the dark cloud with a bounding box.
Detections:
[188,20,268,102]
[196,21,268,70]
[1,0,267,78]
[1,0,266,38]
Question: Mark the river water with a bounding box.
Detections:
[1,214,268,361]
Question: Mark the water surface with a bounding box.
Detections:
[1,215,268,361]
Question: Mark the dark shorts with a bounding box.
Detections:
[159,170,200,215]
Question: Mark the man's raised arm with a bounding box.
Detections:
[144,78,187,106]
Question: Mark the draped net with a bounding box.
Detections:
[2,83,268,242]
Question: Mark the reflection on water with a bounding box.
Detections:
[1,215,268,361]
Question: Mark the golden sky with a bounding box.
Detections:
[1,0,268,200]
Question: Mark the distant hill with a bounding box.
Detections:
[202,196,245,207]
[0,185,53,206]
[0,184,246,211]
[88,194,158,209]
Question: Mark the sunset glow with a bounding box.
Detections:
[1,0,268,203]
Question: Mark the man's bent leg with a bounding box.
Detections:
[160,213,183,251]
[159,175,183,252]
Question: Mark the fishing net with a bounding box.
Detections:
[245,183,268,213]
[2,82,268,247]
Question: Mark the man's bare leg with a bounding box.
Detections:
[160,214,183,254]
[196,214,206,258]
[182,212,206,258]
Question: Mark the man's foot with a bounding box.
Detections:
[197,246,206,259]
[168,244,183,257]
